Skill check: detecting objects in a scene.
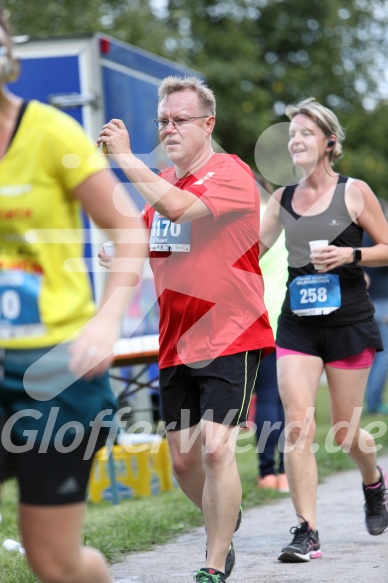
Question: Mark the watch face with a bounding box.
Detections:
[354,248,362,263]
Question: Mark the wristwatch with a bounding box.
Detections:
[352,248,362,264]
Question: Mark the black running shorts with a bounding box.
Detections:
[276,315,382,362]
[159,350,261,430]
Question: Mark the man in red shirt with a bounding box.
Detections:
[98,76,274,583]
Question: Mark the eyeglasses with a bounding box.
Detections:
[153,116,209,131]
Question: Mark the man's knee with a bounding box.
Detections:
[171,449,198,478]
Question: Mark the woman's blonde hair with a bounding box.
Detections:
[0,6,20,83]
[158,76,216,117]
[285,97,345,163]
[0,6,11,34]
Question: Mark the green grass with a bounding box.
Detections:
[1,384,387,582]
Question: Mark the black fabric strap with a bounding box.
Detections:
[8,100,28,147]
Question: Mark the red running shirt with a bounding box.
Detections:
[142,153,275,368]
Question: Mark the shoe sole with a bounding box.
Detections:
[278,548,322,563]
[366,524,388,536]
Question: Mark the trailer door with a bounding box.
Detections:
[11,36,106,301]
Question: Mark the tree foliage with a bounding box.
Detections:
[3,0,388,197]
[161,0,388,196]
[2,0,173,53]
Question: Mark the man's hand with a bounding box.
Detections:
[98,244,114,270]
[96,118,131,160]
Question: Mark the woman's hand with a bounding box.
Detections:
[68,312,120,379]
[310,245,354,272]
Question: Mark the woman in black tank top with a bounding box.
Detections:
[259,97,388,563]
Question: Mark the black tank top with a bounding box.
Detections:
[279,175,374,325]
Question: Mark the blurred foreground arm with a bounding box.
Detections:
[69,169,148,378]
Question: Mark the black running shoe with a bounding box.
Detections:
[363,465,388,535]
[224,506,242,578]
[234,507,242,533]
[224,542,235,579]
[194,568,226,583]
[278,520,322,563]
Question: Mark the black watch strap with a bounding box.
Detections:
[353,248,362,264]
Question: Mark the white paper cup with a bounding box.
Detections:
[3,539,25,554]
[103,241,115,257]
[309,240,329,270]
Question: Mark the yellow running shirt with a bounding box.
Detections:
[0,100,106,348]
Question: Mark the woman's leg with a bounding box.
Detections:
[277,353,323,528]
[20,503,112,583]
[326,363,388,535]
[325,364,380,484]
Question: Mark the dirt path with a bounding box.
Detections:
[110,456,388,582]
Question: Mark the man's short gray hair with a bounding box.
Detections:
[158,76,216,117]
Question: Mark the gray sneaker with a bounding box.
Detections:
[278,520,322,563]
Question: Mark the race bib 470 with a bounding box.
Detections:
[150,212,191,252]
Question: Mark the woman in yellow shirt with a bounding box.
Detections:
[0,8,147,583]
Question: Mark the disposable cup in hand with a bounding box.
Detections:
[309,240,329,271]
[103,241,115,257]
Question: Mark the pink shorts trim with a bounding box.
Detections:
[276,346,376,369]
[276,347,306,360]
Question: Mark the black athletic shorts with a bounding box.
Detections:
[276,315,383,363]
[0,415,108,505]
[0,346,117,505]
[159,350,261,430]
